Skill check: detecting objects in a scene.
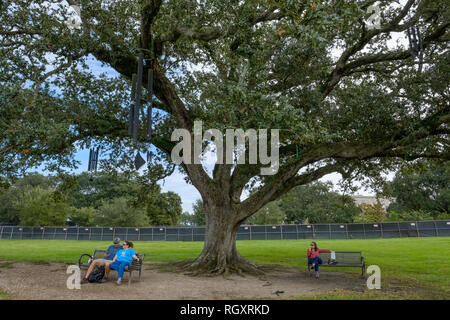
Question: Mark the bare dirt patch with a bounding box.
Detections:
[0,260,366,300]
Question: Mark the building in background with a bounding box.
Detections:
[351,195,394,210]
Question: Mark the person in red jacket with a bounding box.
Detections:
[307,242,331,278]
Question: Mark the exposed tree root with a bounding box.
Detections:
[172,255,266,279]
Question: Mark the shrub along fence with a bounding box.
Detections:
[0,220,449,241]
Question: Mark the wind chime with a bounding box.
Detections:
[86,45,153,173]
[146,63,153,168]
[128,46,154,170]
[87,146,100,172]
[406,25,424,72]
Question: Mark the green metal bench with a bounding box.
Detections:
[307,251,366,276]
[78,250,145,285]
[78,249,108,268]
[125,253,145,285]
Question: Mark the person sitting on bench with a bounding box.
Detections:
[109,240,140,285]
[307,242,332,279]
[81,237,123,284]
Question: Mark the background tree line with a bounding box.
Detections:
[0,172,182,227]
[1,163,448,227]
[183,163,449,226]
[381,162,450,222]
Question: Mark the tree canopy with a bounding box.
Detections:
[245,200,286,225]
[0,172,183,226]
[182,198,207,226]
[385,162,450,216]
[278,181,360,224]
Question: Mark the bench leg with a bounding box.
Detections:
[128,271,132,286]
[139,269,142,281]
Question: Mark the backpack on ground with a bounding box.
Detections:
[88,266,105,283]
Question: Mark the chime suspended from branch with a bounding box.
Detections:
[87,147,100,172]
[406,26,424,71]
[128,50,154,170]
[128,73,137,136]
[147,68,153,169]
[406,26,423,57]
[147,151,152,167]
[133,54,144,144]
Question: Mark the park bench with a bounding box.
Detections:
[307,251,365,276]
[78,249,145,285]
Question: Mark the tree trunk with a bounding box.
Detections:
[182,200,262,276]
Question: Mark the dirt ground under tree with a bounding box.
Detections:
[0,260,367,300]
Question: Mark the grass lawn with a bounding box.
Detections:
[0,237,448,299]
[0,289,12,300]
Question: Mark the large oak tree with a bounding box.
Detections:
[1,0,449,274]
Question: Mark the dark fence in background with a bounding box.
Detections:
[0,220,449,241]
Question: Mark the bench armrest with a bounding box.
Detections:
[130,254,145,267]
[78,253,92,266]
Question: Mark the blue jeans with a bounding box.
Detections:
[308,257,322,272]
[110,261,130,279]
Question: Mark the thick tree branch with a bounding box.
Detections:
[154,5,287,51]
[141,0,163,52]
[65,1,215,192]
[233,107,449,218]
[236,161,344,221]
[321,0,448,98]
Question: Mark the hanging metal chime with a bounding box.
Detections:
[128,73,137,136]
[146,151,152,168]
[406,26,423,58]
[133,54,144,143]
[88,146,100,172]
[146,68,153,169]
[128,51,154,171]
[406,25,424,72]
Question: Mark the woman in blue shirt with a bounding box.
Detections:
[109,240,139,285]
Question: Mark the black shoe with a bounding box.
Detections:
[99,278,108,283]
[80,278,89,284]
